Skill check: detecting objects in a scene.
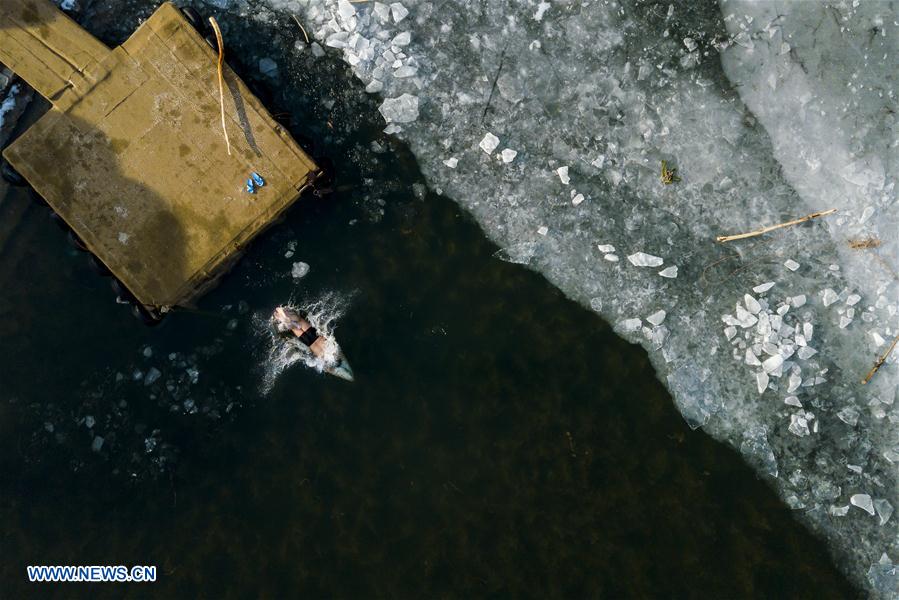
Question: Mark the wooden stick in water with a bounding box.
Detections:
[292,15,310,44]
[208,17,231,156]
[862,334,899,385]
[716,208,837,243]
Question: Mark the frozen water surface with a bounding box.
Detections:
[199,0,898,593]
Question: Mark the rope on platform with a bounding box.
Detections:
[209,17,232,156]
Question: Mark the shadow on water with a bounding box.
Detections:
[0,2,860,598]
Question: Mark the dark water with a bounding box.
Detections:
[0,3,858,597]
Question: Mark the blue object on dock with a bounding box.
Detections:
[251,172,265,187]
[246,179,256,194]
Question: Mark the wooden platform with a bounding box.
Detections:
[0,0,320,313]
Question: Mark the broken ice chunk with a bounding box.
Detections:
[537,226,548,236]
[850,494,875,516]
[603,254,619,262]
[597,244,616,253]
[646,310,666,326]
[556,166,570,184]
[378,93,419,123]
[500,148,517,163]
[745,348,761,366]
[874,499,893,526]
[443,157,458,168]
[365,79,384,93]
[821,288,838,307]
[390,2,409,22]
[91,436,105,452]
[571,193,585,206]
[846,293,861,306]
[784,259,800,271]
[788,413,810,436]
[787,374,802,393]
[735,305,758,328]
[830,505,850,517]
[724,326,737,340]
[627,252,664,267]
[756,371,769,394]
[744,294,762,314]
[392,31,411,46]
[479,132,500,154]
[785,395,802,407]
[797,346,817,360]
[621,318,642,333]
[791,295,807,307]
[291,261,310,279]
[753,282,775,293]
[658,266,678,278]
[762,354,783,374]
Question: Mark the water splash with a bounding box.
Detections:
[255,291,353,394]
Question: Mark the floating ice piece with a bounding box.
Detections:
[797,346,817,360]
[851,494,875,516]
[744,294,762,314]
[787,374,802,393]
[258,57,279,79]
[846,293,861,306]
[479,132,500,154]
[390,2,409,22]
[145,367,161,386]
[762,354,783,374]
[735,305,758,328]
[443,157,458,168]
[571,193,585,206]
[118,232,129,244]
[830,505,850,517]
[785,395,802,407]
[621,318,642,333]
[874,499,893,526]
[291,261,310,279]
[724,326,737,341]
[85,415,96,429]
[337,0,356,19]
[756,371,769,394]
[837,407,859,426]
[556,166,570,184]
[501,148,517,163]
[627,252,663,267]
[791,295,807,307]
[647,310,666,326]
[379,93,419,123]
[91,436,105,452]
[821,288,838,307]
[533,1,550,21]
[597,244,615,253]
[365,79,384,93]
[745,348,761,366]
[658,266,678,278]
[753,282,775,293]
[603,254,619,262]
[537,226,548,236]
[784,259,800,271]
[788,413,810,436]
[392,31,411,46]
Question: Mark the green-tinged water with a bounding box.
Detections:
[0,2,858,597]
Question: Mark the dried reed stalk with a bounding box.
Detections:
[862,334,899,385]
[716,208,837,243]
[292,15,310,44]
